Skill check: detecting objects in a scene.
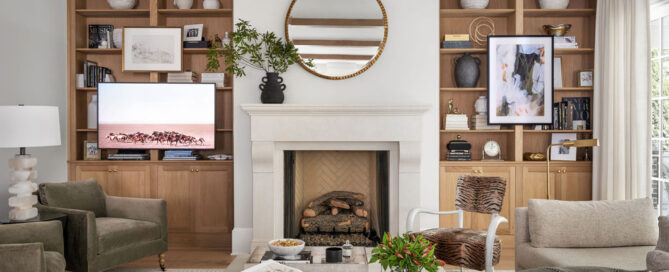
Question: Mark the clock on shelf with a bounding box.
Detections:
[482,139,502,161]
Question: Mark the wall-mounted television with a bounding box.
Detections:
[97,83,216,150]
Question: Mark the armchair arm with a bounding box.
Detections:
[0,221,64,255]
[406,208,464,232]
[647,250,669,272]
[485,213,507,272]
[0,243,45,272]
[37,204,97,272]
[105,196,167,240]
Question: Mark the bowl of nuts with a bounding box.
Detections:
[268,239,305,257]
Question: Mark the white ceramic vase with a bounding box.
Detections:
[538,0,569,9]
[475,96,488,114]
[113,29,123,48]
[460,0,489,9]
[203,0,220,9]
[174,0,193,9]
[107,0,137,9]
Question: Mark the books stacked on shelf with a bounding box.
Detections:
[448,150,472,161]
[444,114,469,130]
[471,114,501,130]
[441,34,472,48]
[167,71,198,83]
[83,60,114,88]
[108,153,149,160]
[201,73,225,87]
[88,24,114,49]
[538,97,590,130]
[554,36,578,49]
[163,150,201,161]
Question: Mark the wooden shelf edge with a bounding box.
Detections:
[158,8,233,16]
[441,130,515,133]
[556,87,593,91]
[440,9,515,17]
[523,9,596,17]
[439,160,592,165]
[69,160,233,164]
[76,86,233,91]
[440,87,486,92]
[75,9,150,17]
[76,48,225,54]
[440,48,593,55]
[524,130,593,133]
[555,48,595,54]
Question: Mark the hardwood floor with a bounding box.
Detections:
[118,247,515,270]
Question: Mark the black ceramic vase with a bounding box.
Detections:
[454,52,481,88]
[259,72,286,104]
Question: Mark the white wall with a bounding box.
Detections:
[232,0,440,254]
[0,1,68,216]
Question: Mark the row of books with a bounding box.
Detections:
[444,114,470,130]
[89,24,114,49]
[471,114,500,130]
[447,150,472,161]
[538,97,591,130]
[83,60,114,88]
[167,71,199,83]
[163,150,201,161]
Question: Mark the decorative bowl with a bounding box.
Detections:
[107,0,137,9]
[543,24,572,36]
[460,0,489,9]
[539,0,569,9]
[268,239,305,257]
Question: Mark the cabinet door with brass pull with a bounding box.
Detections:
[106,165,151,198]
[157,165,195,232]
[555,166,592,201]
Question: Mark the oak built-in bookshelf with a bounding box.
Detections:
[67,0,234,250]
[438,0,596,239]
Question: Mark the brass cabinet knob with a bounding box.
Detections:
[195,169,200,172]
[562,168,567,174]
[107,169,112,173]
[557,169,562,174]
[190,169,194,172]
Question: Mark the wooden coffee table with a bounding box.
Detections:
[245,246,375,272]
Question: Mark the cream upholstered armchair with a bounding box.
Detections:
[406,175,508,272]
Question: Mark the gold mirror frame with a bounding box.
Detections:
[285,0,389,80]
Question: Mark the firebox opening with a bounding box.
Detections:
[284,150,389,247]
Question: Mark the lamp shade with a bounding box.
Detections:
[0,106,61,148]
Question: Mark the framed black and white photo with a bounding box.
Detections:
[84,141,101,161]
[183,24,204,42]
[487,35,554,124]
[122,27,183,72]
[550,133,577,161]
[578,70,593,87]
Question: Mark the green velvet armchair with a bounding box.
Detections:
[37,179,167,272]
[647,216,669,272]
[0,221,66,272]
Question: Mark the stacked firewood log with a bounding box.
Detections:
[301,191,370,233]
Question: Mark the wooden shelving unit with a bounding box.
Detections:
[438,0,597,235]
[67,0,234,250]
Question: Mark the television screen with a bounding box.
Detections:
[98,83,215,150]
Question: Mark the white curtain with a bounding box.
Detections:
[593,0,651,200]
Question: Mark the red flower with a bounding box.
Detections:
[403,249,411,255]
[413,259,421,266]
[379,244,385,249]
[395,253,404,259]
[437,259,446,266]
[421,251,429,258]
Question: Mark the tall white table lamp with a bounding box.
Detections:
[0,105,61,220]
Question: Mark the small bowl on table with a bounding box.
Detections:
[268,239,305,259]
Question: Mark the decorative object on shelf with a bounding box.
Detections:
[460,0,489,9]
[223,20,311,104]
[562,97,591,129]
[201,73,225,87]
[369,232,445,272]
[0,106,61,221]
[83,141,101,161]
[325,247,342,263]
[342,240,353,257]
[107,0,137,9]
[554,36,578,48]
[538,0,569,9]
[578,70,593,87]
[183,24,203,42]
[488,35,554,125]
[447,98,462,114]
[444,99,469,130]
[76,74,85,88]
[543,24,572,36]
[112,29,123,48]
[523,152,546,161]
[454,53,480,87]
[475,96,487,113]
[168,71,198,83]
[222,32,231,45]
[442,34,472,48]
[207,154,232,160]
[88,24,114,49]
[174,0,193,9]
[203,0,221,9]
[573,120,586,130]
[87,95,97,129]
[472,96,501,130]
[482,139,502,161]
[554,57,563,88]
[122,27,183,72]
[285,0,388,80]
[468,17,495,47]
[550,133,578,161]
[447,135,472,161]
[545,138,598,199]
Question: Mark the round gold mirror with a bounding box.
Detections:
[285,0,388,80]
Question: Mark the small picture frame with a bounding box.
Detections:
[84,141,101,161]
[183,24,204,42]
[554,57,563,88]
[550,133,577,161]
[122,27,183,72]
[578,70,593,87]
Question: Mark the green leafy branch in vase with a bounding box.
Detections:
[369,232,445,272]
[222,19,313,77]
[206,34,224,72]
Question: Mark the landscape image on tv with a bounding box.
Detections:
[98,83,215,149]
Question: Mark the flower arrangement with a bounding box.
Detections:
[369,232,445,272]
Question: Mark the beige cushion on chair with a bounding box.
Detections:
[528,198,658,248]
[96,217,161,254]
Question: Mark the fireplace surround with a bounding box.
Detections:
[242,104,431,250]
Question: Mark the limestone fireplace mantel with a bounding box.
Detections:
[242,104,431,249]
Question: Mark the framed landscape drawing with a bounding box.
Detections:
[488,35,554,124]
[122,27,183,72]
